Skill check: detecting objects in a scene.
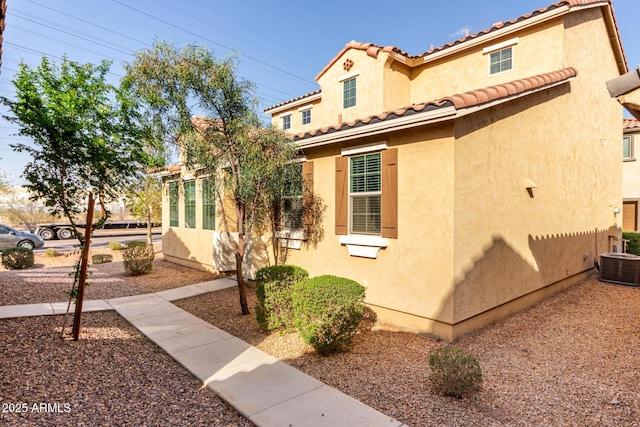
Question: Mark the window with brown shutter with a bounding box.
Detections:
[335,148,398,238]
[381,148,398,238]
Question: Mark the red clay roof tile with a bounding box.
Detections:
[624,118,640,130]
[292,67,578,141]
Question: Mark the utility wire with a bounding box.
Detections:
[110,0,317,87]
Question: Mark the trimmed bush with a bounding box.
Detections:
[122,243,154,276]
[623,231,640,255]
[108,241,124,251]
[292,275,365,355]
[2,247,35,270]
[92,254,113,264]
[428,346,483,399]
[255,265,308,331]
[45,248,59,258]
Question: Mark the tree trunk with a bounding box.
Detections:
[146,209,153,246]
[236,251,249,315]
[236,202,250,315]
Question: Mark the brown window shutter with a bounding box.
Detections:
[335,156,348,235]
[302,161,314,233]
[273,199,282,232]
[381,148,398,238]
[302,161,314,193]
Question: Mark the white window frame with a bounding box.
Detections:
[279,112,292,130]
[483,38,518,76]
[348,152,382,236]
[624,135,635,161]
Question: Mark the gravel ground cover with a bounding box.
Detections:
[175,276,640,427]
[3,249,640,426]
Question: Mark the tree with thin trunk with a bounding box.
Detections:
[1,56,151,337]
[124,42,298,315]
[125,174,162,246]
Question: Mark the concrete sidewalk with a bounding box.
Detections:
[0,278,407,427]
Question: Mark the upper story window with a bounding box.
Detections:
[624,135,634,160]
[349,152,381,234]
[169,181,179,227]
[484,38,518,76]
[489,47,513,75]
[301,109,311,125]
[184,180,196,228]
[282,114,291,130]
[343,77,357,109]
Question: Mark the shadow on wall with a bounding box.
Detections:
[452,228,615,328]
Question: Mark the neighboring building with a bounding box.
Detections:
[622,118,640,231]
[163,0,627,341]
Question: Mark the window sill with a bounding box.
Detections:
[339,235,388,258]
[624,158,636,162]
[276,230,307,249]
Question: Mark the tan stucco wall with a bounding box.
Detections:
[283,123,457,326]
[411,19,565,105]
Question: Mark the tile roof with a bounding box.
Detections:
[292,67,578,141]
[265,0,623,113]
[623,118,640,130]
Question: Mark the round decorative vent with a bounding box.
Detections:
[343,58,354,71]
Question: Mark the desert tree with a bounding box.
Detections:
[124,42,298,315]
[1,56,153,338]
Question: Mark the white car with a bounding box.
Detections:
[0,224,45,250]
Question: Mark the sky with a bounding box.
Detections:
[1,0,639,184]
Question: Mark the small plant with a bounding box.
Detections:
[428,346,483,399]
[122,243,154,276]
[292,275,365,355]
[108,241,124,251]
[1,247,35,270]
[255,265,308,331]
[45,248,59,258]
[92,254,113,264]
[623,231,640,255]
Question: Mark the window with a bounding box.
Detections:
[343,77,357,108]
[350,153,381,234]
[282,115,291,130]
[489,47,512,75]
[281,163,303,230]
[202,178,216,230]
[184,180,196,228]
[624,135,633,160]
[169,181,179,227]
[301,109,311,125]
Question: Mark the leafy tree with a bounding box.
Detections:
[1,56,149,241]
[125,174,162,245]
[1,56,152,339]
[124,42,298,315]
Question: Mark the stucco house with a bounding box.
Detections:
[162,0,627,341]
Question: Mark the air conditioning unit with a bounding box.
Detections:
[599,253,640,286]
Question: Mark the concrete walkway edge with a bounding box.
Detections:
[1,278,407,427]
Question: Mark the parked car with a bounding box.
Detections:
[0,224,45,250]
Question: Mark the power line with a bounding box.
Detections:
[110,0,317,88]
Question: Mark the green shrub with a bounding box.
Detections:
[428,346,483,399]
[122,243,154,276]
[92,254,113,264]
[255,265,308,331]
[623,231,640,255]
[108,241,124,251]
[125,240,148,248]
[292,275,365,355]
[45,248,59,258]
[1,247,35,270]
